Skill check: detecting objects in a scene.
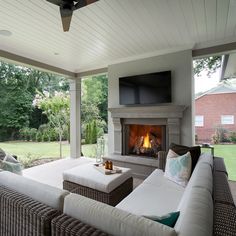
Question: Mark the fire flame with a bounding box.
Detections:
[143,133,151,148]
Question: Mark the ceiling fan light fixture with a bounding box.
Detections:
[46,0,99,32]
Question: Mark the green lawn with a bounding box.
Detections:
[0,141,97,167]
[202,144,236,181]
[1,142,236,180]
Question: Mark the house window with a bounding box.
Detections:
[221,115,234,125]
[195,115,204,127]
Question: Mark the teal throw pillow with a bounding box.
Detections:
[143,211,180,227]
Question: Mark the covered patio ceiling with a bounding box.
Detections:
[0,0,236,75]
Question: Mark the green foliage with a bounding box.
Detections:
[37,92,70,157]
[19,127,37,141]
[212,126,229,144]
[229,132,236,143]
[84,120,101,144]
[85,123,90,144]
[81,75,108,140]
[0,63,34,140]
[193,56,221,76]
[0,61,69,141]
[91,120,97,144]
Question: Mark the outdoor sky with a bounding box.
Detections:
[194,69,220,94]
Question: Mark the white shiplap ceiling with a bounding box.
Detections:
[0,0,236,73]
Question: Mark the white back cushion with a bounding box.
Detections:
[175,187,213,236]
[64,193,177,236]
[198,153,213,168]
[0,171,69,210]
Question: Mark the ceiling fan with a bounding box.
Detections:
[46,0,99,32]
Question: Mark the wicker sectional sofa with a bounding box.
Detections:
[0,153,235,236]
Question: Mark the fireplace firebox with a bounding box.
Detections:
[122,123,166,158]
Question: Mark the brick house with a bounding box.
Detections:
[195,84,236,143]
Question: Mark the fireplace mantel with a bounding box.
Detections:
[109,105,187,156]
[109,105,186,119]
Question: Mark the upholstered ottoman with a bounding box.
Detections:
[63,163,133,206]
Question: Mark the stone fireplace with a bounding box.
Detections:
[106,105,186,178]
[109,106,186,156]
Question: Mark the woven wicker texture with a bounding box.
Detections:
[213,171,235,206]
[157,151,167,171]
[214,157,228,176]
[213,202,236,236]
[63,177,133,206]
[0,185,60,236]
[51,214,108,236]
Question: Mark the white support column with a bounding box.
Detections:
[69,78,81,158]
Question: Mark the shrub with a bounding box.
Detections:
[212,126,229,144]
[19,153,35,168]
[36,132,42,142]
[229,132,236,143]
[29,128,37,141]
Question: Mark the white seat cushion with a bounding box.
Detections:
[63,163,132,193]
[64,193,177,236]
[117,170,184,216]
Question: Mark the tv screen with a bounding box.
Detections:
[119,71,171,105]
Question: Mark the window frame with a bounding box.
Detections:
[195,115,204,127]
[221,115,234,125]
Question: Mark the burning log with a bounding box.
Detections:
[150,132,161,156]
[133,136,144,155]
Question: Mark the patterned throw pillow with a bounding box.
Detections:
[0,154,22,175]
[164,149,192,187]
[0,148,6,160]
[169,143,201,173]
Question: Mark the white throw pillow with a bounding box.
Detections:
[164,149,192,187]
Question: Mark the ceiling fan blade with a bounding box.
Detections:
[60,8,73,32]
[46,0,61,6]
[74,0,99,10]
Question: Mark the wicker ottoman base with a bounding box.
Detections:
[63,177,133,206]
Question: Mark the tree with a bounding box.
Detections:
[81,74,108,140]
[0,61,69,140]
[0,62,33,140]
[91,120,97,144]
[36,92,70,158]
[193,56,222,76]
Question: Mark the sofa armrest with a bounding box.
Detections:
[0,185,60,236]
[214,203,236,236]
[158,151,167,171]
[214,157,228,175]
[51,214,108,236]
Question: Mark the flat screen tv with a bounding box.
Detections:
[119,71,171,105]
